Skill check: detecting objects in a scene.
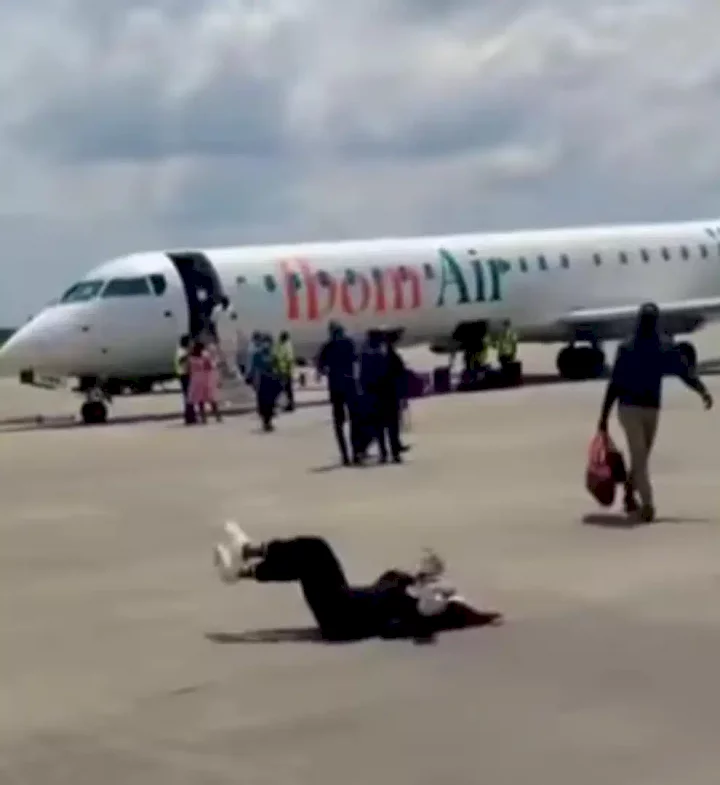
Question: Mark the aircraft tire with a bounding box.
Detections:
[556,345,605,380]
[81,400,108,425]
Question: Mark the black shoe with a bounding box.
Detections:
[400,444,411,452]
[639,504,655,523]
[392,454,403,464]
[378,454,388,464]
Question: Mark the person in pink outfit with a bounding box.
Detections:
[188,340,222,423]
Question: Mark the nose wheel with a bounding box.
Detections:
[556,345,606,380]
[80,399,108,424]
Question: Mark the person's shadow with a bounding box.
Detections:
[205,607,503,647]
[582,512,711,528]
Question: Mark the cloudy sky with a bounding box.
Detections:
[1,0,719,323]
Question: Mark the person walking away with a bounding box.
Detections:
[188,340,222,424]
[384,329,410,458]
[316,321,360,465]
[359,329,393,463]
[598,302,712,522]
[250,335,279,431]
[274,331,295,411]
[174,334,193,424]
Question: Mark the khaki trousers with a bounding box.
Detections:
[617,405,659,507]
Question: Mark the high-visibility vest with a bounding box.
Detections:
[496,329,517,359]
[273,341,294,375]
[174,347,188,376]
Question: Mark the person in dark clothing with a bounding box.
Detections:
[384,329,411,455]
[598,302,713,522]
[316,321,360,465]
[249,335,279,431]
[212,523,503,641]
[358,328,396,462]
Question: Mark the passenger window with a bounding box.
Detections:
[423,263,435,280]
[680,246,689,260]
[102,277,151,297]
[619,251,628,264]
[640,248,650,262]
[60,279,104,303]
[559,254,569,268]
[345,269,356,285]
[593,253,602,266]
[317,271,332,287]
[518,257,528,272]
[288,273,302,290]
[661,247,670,260]
[699,244,708,258]
[149,274,166,295]
[371,268,383,282]
[236,275,247,285]
[263,275,277,292]
[398,265,408,279]
[537,255,547,270]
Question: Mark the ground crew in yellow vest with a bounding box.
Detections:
[495,320,518,368]
[175,334,193,423]
[273,331,295,411]
[471,334,490,371]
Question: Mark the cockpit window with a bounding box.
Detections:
[60,280,104,303]
[102,277,151,297]
[149,274,167,295]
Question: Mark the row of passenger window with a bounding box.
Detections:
[60,275,167,303]
[245,241,719,294]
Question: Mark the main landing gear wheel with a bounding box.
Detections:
[675,341,697,372]
[80,400,108,425]
[556,345,606,380]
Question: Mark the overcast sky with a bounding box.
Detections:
[1,0,719,323]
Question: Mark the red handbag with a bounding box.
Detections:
[586,431,625,507]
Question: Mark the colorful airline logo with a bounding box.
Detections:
[279,248,511,321]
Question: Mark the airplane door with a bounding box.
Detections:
[166,251,226,338]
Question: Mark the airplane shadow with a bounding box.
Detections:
[582,512,712,528]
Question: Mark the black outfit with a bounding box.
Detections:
[317,336,360,464]
[250,536,501,641]
[282,376,295,411]
[359,345,404,461]
[180,374,195,424]
[252,537,427,640]
[256,375,277,430]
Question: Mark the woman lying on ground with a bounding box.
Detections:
[212,524,503,641]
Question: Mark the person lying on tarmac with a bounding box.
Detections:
[213,523,503,641]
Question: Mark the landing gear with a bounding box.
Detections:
[80,398,108,424]
[675,340,697,372]
[78,376,109,424]
[556,344,606,380]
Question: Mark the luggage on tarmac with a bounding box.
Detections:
[585,431,626,506]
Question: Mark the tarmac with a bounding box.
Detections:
[1,340,720,784]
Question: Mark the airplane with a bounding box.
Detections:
[1,217,719,424]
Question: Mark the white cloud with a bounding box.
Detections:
[1,0,720,321]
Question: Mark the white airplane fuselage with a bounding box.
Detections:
[2,218,720,383]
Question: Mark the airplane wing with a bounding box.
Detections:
[558,297,720,340]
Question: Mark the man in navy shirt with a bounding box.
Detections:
[598,302,712,522]
[316,321,360,465]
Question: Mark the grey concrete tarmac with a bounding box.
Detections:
[1,358,720,783]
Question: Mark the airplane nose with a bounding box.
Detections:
[0,310,82,375]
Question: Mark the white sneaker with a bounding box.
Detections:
[223,521,251,557]
[213,543,242,583]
